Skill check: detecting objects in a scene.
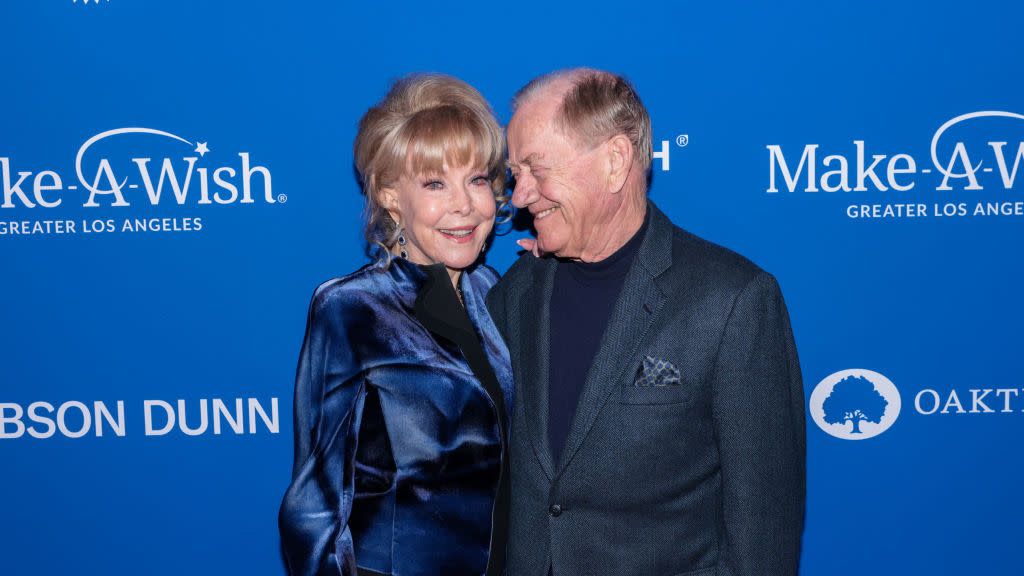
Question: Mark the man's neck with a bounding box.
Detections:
[576,194,647,263]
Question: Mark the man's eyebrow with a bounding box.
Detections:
[507,153,543,169]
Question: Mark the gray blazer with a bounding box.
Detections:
[486,202,805,576]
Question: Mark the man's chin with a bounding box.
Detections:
[535,234,563,256]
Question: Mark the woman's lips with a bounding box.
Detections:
[438,225,478,244]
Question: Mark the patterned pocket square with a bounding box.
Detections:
[634,355,682,387]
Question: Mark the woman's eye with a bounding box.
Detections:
[471,175,490,186]
[423,180,444,190]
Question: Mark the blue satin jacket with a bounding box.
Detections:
[279,258,513,576]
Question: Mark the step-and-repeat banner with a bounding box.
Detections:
[2,1,1021,574]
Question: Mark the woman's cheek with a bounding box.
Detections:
[475,190,498,219]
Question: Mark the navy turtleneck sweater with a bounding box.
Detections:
[548,213,649,464]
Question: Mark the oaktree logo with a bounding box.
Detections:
[809,369,901,440]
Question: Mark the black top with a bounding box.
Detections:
[414,263,509,576]
[548,214,649,463]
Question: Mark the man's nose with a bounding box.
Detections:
[511,174,537,209]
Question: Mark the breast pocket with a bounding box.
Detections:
[619,383,690,405]
[620,355,691,405]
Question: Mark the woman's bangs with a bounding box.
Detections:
[402,106,498,177]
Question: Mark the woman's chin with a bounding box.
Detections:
[440,249,483,272]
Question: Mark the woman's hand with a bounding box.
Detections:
[516,237,541,257]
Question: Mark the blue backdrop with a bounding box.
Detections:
[2,1,1022,574]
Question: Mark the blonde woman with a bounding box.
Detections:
[279,75,511,576]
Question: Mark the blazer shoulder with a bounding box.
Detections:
[490,252,541,297]
[669,225,768,297]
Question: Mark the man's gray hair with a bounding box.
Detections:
[513,68,653,171]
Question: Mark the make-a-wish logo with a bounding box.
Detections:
[810,369,901,440]
[767,111,1024,194]
[1,127,281,210]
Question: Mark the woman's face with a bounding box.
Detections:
[383,162,496,272]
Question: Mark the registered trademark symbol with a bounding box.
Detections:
[277,194,288,203]
[676,134,689,147]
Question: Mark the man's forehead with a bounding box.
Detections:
[509,104,558,158]
[512,93,560,126]
[508,80,576,163]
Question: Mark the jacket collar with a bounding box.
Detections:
[517,200,675,478]
[635,201,673,279]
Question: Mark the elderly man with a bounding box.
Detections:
[486,68,805,576]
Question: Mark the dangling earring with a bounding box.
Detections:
[481,239,487,253]
[397,230,408,259]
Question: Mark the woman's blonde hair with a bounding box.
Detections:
[354,74,507,260]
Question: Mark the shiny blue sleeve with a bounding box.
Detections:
[280,283,368,576]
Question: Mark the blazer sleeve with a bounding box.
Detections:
[711,271,806,576]
[280,285,369,576]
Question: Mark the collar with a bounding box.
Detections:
[563,208,651,285]
[385,257,482,340]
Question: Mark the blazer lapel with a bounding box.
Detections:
[517,256,558,480]
[554,203,673,477]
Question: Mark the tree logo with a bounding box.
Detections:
[809,369,901,440]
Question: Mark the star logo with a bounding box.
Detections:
[194,142,210,157]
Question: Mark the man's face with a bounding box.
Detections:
[507,93,607,259]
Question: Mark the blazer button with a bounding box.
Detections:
[549,504,562,517]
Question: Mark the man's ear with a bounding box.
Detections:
[605,134,634,194]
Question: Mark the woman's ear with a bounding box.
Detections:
[379,186,401,225]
